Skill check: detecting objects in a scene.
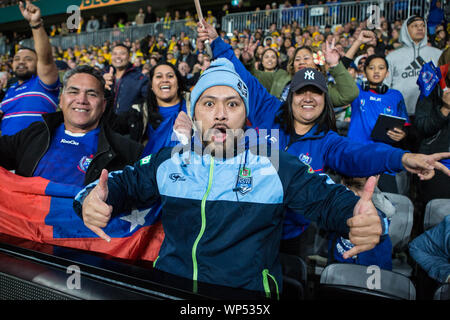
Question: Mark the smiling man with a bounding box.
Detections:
[0,1,60,136]
[0,65,143,187]
[103,44,148,115]
[75,58,386,297]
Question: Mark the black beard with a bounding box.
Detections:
[14,70,34,82]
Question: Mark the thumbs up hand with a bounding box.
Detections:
[343,176,382,259]
[82,169,113,242]
[103,67,115,91]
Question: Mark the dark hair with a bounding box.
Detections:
[287,46,326,76]
[258,48,280,71]
[112,43,130,53]
[364,54,389,71]
[275,89,336,136]
[62,64,105,93]
[16,46,37,55]
[146,62,186,129]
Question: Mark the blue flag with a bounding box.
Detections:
[417,61,442,98]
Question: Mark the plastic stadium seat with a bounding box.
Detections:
[433,283,450,300]
[280,253,308,300]
[383,192,414,251]
[319,263,416,300]
[424,199,450,231]
[383,192,415,277]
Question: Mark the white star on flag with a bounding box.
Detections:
[120,207,151,232]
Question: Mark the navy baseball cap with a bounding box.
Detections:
[290,68,328,94]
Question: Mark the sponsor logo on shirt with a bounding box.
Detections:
[169,173,186,182]
[369,96,381,102]
[401,57,425,79]
[60,138,79,146]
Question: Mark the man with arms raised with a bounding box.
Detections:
[1,1,59,136]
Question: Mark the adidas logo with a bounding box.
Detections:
[402,57,425,79]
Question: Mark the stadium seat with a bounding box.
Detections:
[383,192,414,277]
[395,170,410,196]
[433,283,450,300]
[383,192,414,251]
[423,199,450,231]
[318,263,416,300]
[280,253,308,300]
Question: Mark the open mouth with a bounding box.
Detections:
[160,85,171,92]
[302,105,315,109]
[210,125,229,143]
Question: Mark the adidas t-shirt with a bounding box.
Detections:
[33,124,99,187]
[347,84,410,145]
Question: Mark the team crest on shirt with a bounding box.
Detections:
[383,106,393,115]
[77,155,94,173]
[235,167,252,195]
[299,153,312,165]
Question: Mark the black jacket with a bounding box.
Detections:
[415,86,450,155]
[0,111,143,185]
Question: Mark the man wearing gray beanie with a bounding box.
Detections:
[74,55,385,297]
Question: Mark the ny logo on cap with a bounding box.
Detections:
[304,70,315,80]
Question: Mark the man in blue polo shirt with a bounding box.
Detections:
[0,1,59,136]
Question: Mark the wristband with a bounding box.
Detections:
[30,18,43,29]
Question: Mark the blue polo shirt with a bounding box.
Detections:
[0,75,60,136]
[347,85,410,145]
[33,124,99,187]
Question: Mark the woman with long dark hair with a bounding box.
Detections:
[140,62,188,157]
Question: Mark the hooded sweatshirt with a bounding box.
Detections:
[385,16,442,115]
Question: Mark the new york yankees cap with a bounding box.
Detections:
[290,68,328,94]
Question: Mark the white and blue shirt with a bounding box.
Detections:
[1,75,60,136]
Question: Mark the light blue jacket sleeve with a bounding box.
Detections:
[211,37,282,129]
[409,215,450,283]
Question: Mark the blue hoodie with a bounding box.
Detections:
[211,37,402,268]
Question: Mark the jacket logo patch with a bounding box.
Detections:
[139,155,152,166]
[299,153,312,165]
[236,167,252,195]
[169,173,186,182]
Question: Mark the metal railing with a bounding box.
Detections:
[19,19,199,51]
[221,0,429,34]
[7,0,429,54]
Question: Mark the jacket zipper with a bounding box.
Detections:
[191,155,214,292]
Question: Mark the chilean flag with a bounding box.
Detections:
[0,167,164,262]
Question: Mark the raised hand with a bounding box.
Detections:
[323,37,340,68]
[19,0,41,25]
[196,19,218,43]
[357,30,376,44]
[173,111,193,145]
[82,169,112,242]
[343,176,382,259]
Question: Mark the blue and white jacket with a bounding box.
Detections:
[74,139,362,296]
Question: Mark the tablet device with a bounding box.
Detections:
[370,114,406,144]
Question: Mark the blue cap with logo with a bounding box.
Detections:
[190,58,249,118]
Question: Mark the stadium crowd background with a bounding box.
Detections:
[0,0,449,300]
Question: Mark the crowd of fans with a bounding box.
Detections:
[0,0,449,298]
